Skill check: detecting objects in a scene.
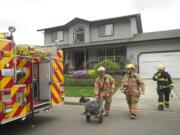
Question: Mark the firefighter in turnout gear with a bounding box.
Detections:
[152,64,174,111]
[121,64,145,119]
[94,66,115,116]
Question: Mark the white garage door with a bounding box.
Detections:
[139,51,180,79]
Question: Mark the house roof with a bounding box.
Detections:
[37,14,142,33]
[59,29,180,49]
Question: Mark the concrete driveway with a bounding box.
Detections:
[112,79,180,112]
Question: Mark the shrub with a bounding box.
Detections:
[94,60,120,74]
[88,69,97,78]
[64,75,121,87]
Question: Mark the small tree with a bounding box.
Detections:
[94,60,120,74]
[119,57,131,70]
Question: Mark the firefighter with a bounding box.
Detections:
[152,64,174,111]
[121,64,145,119]
[94,66,115,116]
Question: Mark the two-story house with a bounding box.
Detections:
[38,14,180,79]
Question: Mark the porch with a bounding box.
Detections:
[63,45,127,72]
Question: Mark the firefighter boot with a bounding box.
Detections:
[165,103,169,108]
[130,113,136,120]
[158,104,164,111]
[104,111,109,117]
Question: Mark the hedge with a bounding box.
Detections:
[64,75,121,87]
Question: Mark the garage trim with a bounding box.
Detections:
[137,50,180,73]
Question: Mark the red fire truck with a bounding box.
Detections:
[0,26,64,125]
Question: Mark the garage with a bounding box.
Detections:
[139,51,180,79]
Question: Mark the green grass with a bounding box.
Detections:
[64,86,94,97]
[64,86,119,97]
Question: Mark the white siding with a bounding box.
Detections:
[129,17,138,37]
[44,32,52,45]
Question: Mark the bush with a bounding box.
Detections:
[94,60,120,74]
[88,69,97,78]
[64,75,121,87]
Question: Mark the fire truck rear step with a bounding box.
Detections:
[33,101,51,111]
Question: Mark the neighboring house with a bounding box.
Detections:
[37,14,180,79]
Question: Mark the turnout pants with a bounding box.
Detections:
[126,96,139,114]
[97,96,112,112]
[126,96,139,115]
[157,88,171,105]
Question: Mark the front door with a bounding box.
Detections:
[75,52,84,70]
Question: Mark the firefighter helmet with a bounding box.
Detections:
[97,66,105,72]
[157,64,165,70]
[126,64,135,69]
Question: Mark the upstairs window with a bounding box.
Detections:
[99,24,113,36]
[57,31,63,41]
[51,31,57,42]
[74,26,85,43]
[51,31,63,43]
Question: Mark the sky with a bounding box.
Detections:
[0,0,180,45]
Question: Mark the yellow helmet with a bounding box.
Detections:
[126,64,135,69]
[157,64,165,70]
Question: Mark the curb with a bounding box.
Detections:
[64,101,82,106]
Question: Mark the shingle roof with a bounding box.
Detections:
[37,14,142,33]
[133,29,180,41]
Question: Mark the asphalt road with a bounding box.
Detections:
[1,105,180,135]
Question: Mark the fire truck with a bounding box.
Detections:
[0,26,64,125]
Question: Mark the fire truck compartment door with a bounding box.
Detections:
[39,63,51,101]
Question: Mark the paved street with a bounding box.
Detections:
[0,105,180,135]
[1,79,180,135]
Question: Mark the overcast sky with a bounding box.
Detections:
[0,0,180,45]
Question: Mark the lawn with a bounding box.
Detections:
[64,86,119,97]
[64,86,94,97]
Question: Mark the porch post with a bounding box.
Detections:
[84,50,87,70]
[65,50,68,64]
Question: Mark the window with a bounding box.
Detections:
[51,31,64,43]
[97,47,126,63]
[99,24,113,36]
[97,49,106,57]
[57,31,63,41]
[74,26,85,43]
[51,31,57,42]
